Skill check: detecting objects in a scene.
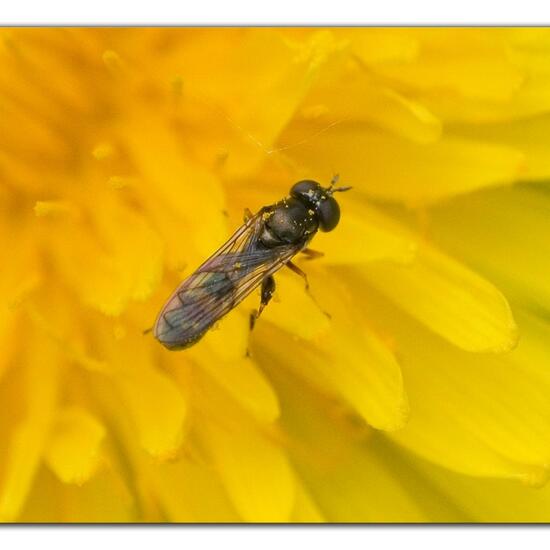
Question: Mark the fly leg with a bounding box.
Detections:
[300,248,324,261]
[286,260,310,290]
[246,275,276,357]
[244,206,270,224]
[251,280,274,329]
[286,261,331,319]
[249,275,275,332]
[243,208,254,223]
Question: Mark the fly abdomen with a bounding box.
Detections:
[155,271,236,349]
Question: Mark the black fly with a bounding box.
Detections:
[153,176,351,350]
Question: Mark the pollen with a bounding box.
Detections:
[108,176,135,189]
[171,75,184,98]
[102,49,124,75]
[33,200,76,218]
[300,104,330,119]
[113,324,127,340]
[92,142,115,160]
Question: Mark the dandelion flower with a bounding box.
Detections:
[2,27,550,523]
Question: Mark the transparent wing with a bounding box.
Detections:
[153,209,300,349]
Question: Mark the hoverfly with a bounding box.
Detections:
[153,177,351,350]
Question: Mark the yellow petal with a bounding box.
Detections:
[186,313,280,423]
[254,268,409,432]
[0,29,97,120]
[202,307,251,361]
[312,199,417,265]
[299,58,441,144]
[0,224,39,381]
[0,90,69,161]
[196,373,295,522]
[364,288,550,484]
[431,182,550,314]
[259,326,409,433]
[411,452,550,522]
[199,358,280,425]
[370,438,471,522]
[264,360,432,522]
[202,419,295,522]
[153,276,281,426]
[19,466,136,523]
[48,193,163,316]
[408,31,550,124]
[0,422,49,522]
[345,28,419,65]
[419,86,550,125]
[318,322,409,431]
[0,148,59,194]
[282,123,526,205]
[151,457,240,522]
[372,28,525,102]
[117,369,186,460]
[291,482,325,522]
[121,112,228,262]
[161,29,344,178]
[105,333,187,459]
[0,329,60,521]
[44,406,106,485]
[260,268,331,340]
[450,115,550,180]
[361,243,518,352]
[361,87,442,144]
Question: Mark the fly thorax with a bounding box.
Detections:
[260,198,317,247]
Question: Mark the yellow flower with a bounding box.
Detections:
[2,27,550,522]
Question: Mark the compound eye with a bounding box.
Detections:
[290,180,321,203]
[318,196,340,232]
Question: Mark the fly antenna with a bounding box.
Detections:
[327,173,352,194]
